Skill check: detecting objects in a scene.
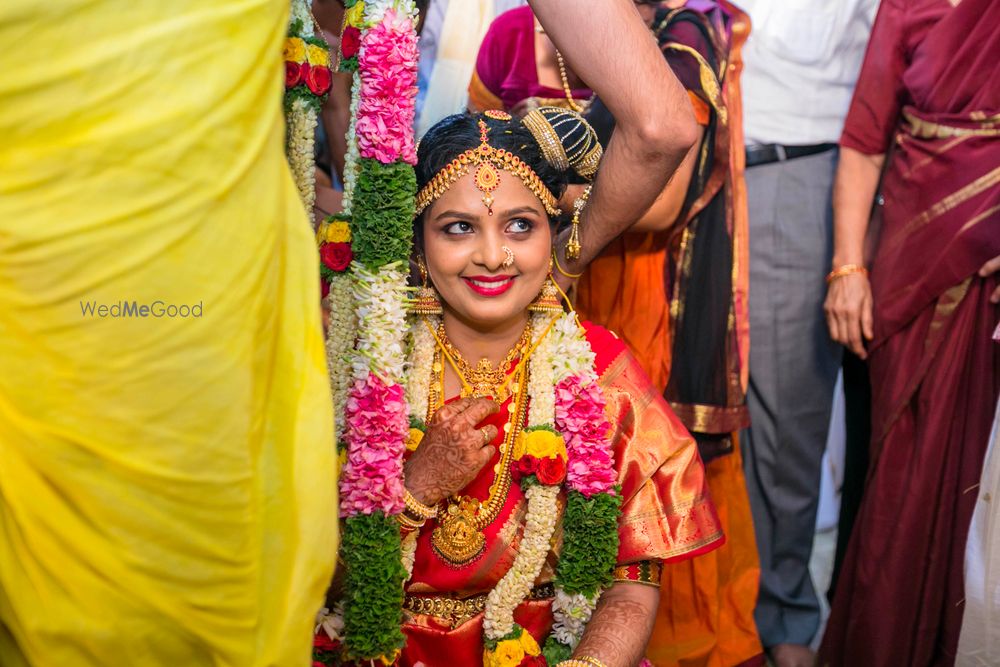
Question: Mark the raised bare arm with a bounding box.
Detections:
[528,0,698,286]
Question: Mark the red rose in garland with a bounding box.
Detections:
[512,455,539,483]
[321,242,353,272]
[341,26,361,59]
[285,61,303,88]
[536,456,567,485]
[518,656,547,667]
[306,64,332,95]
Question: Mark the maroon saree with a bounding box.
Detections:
[820,0,1000,665]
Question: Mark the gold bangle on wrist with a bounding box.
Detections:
[553,250,584,279]
[557,658,609,667]
[826,263,869,284]
[396,511,426,533]
[404,489,438,520]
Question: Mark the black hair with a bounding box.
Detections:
[414,112,570,246]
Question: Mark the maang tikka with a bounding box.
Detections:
[474,120,501,215]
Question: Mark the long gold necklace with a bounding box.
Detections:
[535,18,586,114]
[427,353,530,566]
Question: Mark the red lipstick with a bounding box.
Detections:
[462,275,516,297]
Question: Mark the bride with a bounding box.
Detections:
[318,1,716,665]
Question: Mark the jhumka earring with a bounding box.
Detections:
[566,184,592,260]
[411,255,443,315]
[529,259,564,313]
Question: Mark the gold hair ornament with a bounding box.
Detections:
[415,119,562,218]
[522,106,603,179]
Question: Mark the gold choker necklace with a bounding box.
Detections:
[435,323,532,402]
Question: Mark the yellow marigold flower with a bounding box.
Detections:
[489,639,525,667]
[345,2,366,27]
[378,650,400,666]
[283,37,306,63]
[337,448,347,469]
[406,428,424,452]
[306,43,330,67]
[523,430,567,461]
[519,629,541,656]
[326,220,352,243]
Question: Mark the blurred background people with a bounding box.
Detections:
[735,0,878,665]
[820,0,1000,664]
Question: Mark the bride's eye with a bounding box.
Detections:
[507,218,533,234]
[444,221,474,235]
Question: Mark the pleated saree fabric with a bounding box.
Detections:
[0,2,337,665]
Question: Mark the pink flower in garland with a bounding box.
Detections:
[356,9,418,165]
[339,373,408,516]
[555,375,617,497]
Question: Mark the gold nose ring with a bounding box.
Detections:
[501,246,515,268]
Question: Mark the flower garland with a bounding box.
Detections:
[284,0,333,211]
[326,0,420,663]
[542,313,622,663]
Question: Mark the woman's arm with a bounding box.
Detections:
[528,0,698,286]
[568,583,659,667]
[823,146,884,359]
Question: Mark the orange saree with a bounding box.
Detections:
[394,324,722,666]
[576,3,762,666]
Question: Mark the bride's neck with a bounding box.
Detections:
[441,310,530,366]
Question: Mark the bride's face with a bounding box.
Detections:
[421,171,553,331]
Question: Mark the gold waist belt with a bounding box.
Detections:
[404,583,555,626]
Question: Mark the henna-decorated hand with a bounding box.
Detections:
[405,397,500,507]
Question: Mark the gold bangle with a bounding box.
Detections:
[826,264,869,284]
[404,489,438,520]
[396,511,426,532]
[557,659,609,667]
[553,250,584,279]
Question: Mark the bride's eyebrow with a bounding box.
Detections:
[433,209,479,222]
[497,206,542,217]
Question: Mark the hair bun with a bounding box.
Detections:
[521,106,603,180]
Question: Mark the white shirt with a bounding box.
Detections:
[740,0,879,145]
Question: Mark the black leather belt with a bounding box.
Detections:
[745,143,837,168]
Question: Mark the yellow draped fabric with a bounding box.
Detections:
[0,2,337,665]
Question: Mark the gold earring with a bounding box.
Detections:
[528,275,564,313]
[566,185,591,260]
[411,255,443,315]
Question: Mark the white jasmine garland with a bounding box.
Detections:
[290,0,312,32]
[405,314,438,421]
[550,590,599,647]
[350,262,409,382]
[315,601,345,641]
[341,72,361,214]
[526,312,557,427]
[325,274,356,439]
[287,97,318,212]
[550,312,597,384]
[483,483,560,639]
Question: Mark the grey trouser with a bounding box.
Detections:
[741,148,843,648]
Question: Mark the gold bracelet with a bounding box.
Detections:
[396,511,426,533]
[553,250,584,279]
[404,489,438,520]
[557,658,609,667]
[826,263,869,284]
